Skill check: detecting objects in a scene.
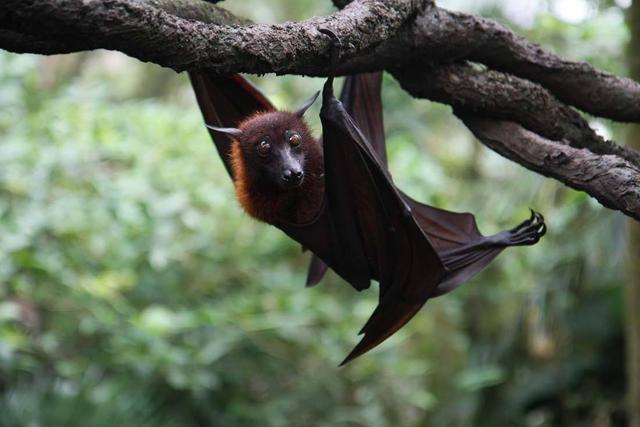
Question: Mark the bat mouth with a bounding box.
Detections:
[280,175,305,189]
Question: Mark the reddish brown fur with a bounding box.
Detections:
[229,111,324,225]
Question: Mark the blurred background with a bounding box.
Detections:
[0,0,636,425]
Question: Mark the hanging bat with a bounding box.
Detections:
[188,71,546,365]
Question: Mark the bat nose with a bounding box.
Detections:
[283,168,304,183]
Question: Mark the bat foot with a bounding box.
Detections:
[318,27,342,72]
[504,210,546,246]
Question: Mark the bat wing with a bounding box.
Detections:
[339,72,387,166]
[288,77,545,364]
[189,72,545,364]
[307,71,546,301]
[282,77,448,365]
[306,72,385,287]
[188,72,274,177]
[402,194,545,297]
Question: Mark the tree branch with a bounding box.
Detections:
[416,8,640,123]
[145,0,248,24]
[394,64,640,168]
[0,0,425,72]
[334,6,640,123]
[2,0,638,121]
[459,115,640,221]
[0,29,84,54]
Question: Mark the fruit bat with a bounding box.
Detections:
[188,70,546,365]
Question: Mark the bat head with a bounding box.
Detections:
[209,91,320,191]
[236,111,313,189]
[207,91,324,224]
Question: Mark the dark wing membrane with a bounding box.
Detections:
[402,194,504,297]
[340,72,387,166]
[189,71,546,364]
[305,252,329,287]
[188,72,274,177]
[402,193,545,297]
[306,72,385,287]
[312,78,447,365]
[328,72,544,300]
[296,77,545,364]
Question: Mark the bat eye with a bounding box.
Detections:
[288,133,301,147]
[257,139,271,155]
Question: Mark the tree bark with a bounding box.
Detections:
[458,116,640,220]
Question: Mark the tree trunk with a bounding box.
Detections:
[627,2,640,426]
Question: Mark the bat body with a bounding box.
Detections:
[189,71,546,365]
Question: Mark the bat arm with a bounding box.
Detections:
[439,210,545,270]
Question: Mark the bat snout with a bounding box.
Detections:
[282,168,304,187]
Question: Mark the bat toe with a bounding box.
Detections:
[505,210,546,246]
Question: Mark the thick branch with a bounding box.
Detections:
[2,0,639,124]
[459,116,640,220]
[0,29,84,54]
[418,8,640,123]
[394,64,640,168]
[145,0,248,25]
[0,0,424,73]
[340,7,640,122]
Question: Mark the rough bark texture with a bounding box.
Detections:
[396,64,640,167]
[626,2,640,426]
[0,0,424,73]
[416,8,640,122]
[459,116,640,220]
[1,0,640,221]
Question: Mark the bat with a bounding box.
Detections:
[188,71,546,365]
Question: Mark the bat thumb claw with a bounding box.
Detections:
[318,27,342,73]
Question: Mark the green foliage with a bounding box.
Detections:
[0,1,630,424]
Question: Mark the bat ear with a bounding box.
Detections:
[293,91,320,117]
[206,125,243,138]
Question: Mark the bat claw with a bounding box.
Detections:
[505,209,546,246]
[318,27,342,74]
